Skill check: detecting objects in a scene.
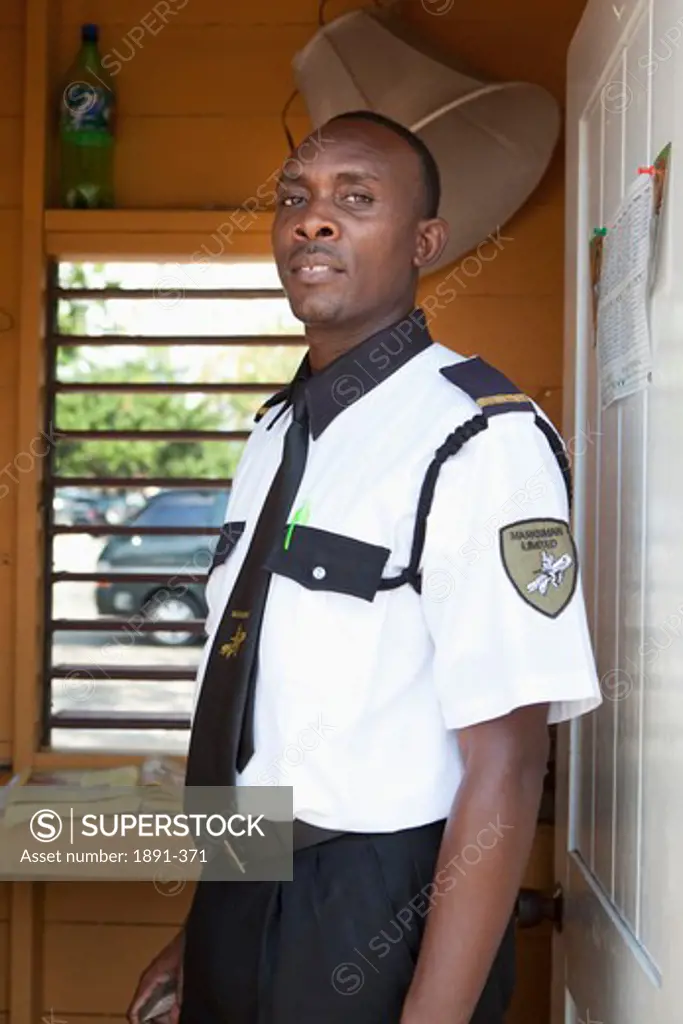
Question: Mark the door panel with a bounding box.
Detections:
[592,398,619,894]
[639,0,680,964]
[612,4,649,939]
[577,99,603,874]
[613,388,646,927]
[557,0,683,1020]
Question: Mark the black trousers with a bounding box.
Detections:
[180,819,515,1024]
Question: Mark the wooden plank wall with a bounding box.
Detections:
[0,0,24,769]
[399,0,579,431]
[0,882,7,1024]
[43,882,192,1022]
[0,0,587,1020]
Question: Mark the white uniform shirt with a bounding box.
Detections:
[195,312,602,832]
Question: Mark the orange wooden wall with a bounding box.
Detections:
[0,4,23,1013]
[0,0,586,1020]
[0,0,23,769]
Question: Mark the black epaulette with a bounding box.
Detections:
[441,357,572,509]
[439,357,536,417]
[253,387,290,424]
[377,356,572,596]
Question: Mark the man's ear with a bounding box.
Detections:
[413,218,449,271]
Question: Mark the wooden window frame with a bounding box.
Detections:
[15,210,277,773]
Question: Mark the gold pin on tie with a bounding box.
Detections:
[219,624,247,658]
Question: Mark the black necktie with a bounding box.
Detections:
[185,388,310,787]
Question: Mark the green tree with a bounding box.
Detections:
[56,263,243,479]
[56,351,237,478]
[221,343,307,428]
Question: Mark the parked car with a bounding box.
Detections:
[95,490,147,525]
[54,487,109,527]
[95,488,230,646]
[54,486,146,528]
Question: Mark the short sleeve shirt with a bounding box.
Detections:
[197,311,602,832]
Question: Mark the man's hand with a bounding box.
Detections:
[126,931,184,1024]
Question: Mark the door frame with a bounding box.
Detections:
[551,0,646,1020]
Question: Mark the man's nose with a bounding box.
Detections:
[293,202,340,241]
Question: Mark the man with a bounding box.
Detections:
[128,111,601,1024]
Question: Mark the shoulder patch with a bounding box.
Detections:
[499,518,578,618]
[440,357,534,417]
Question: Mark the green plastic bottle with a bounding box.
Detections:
[59,23,116,209]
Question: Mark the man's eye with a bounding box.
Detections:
[344,192,373,204]
[279,194,304,207]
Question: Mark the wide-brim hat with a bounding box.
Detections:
[292,7,561,273]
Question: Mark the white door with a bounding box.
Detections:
[555,0,683,1022]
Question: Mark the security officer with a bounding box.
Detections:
[128,111,601,1024]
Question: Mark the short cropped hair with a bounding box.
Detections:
[330,109,441,219]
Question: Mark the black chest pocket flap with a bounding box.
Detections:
[263,525,391,602]
[209,521,246,577]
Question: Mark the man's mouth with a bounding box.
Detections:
[289,251,345,284]
[293,265,342,283]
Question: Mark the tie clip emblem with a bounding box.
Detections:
[219,623,247,658]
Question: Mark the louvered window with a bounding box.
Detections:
[45,258,303,752]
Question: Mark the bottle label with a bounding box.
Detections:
[61,82,114,140]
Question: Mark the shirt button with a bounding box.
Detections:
[312,565,326,580]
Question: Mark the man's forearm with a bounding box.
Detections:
[400,755,546,1024]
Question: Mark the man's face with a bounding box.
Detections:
[272,119,440,328]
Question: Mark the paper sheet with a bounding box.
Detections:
[596,172,654,409]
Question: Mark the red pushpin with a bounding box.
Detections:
[638,165,657,175]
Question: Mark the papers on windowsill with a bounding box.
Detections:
[0,758,186,827]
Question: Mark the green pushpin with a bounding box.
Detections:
[593,227,608,237]
[284,500,310,550]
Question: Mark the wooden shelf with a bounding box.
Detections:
[44,209,276,233]
[44,208,275,259]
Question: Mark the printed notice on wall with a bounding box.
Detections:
[595,172,654,409]
[594,144,671,409]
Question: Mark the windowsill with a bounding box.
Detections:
[31,749,187,771]
[44,208,276,259]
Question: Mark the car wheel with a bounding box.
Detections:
[143,591,202,647]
